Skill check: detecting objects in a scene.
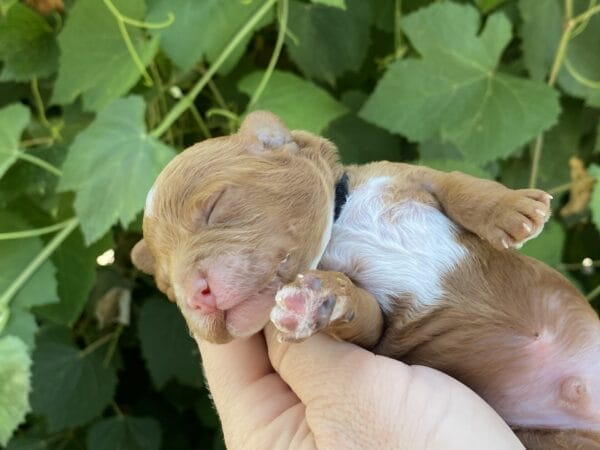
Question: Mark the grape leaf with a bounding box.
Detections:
[59,96,176,244]
[311,0,346,8]
[0,307,37,351]
[36,230,112,326]
[475,0,508,13]
[418,159,493,179]
[0,336,31,447]
[520,220,565,267]
[0,3,58,81]
[86,416,161,450]
[518,0,561,80]
[590,164,600,232]
[287,0,371,84]
[0,212,58,310]
[360,2,560,164]
[0,103,30,178]
[51,0,158,112]
[30,327,117,431]
[558,10,600,107]
[138,297,202,389]
[323,114,402,164]
[238,70,347,133]
[147,0,272,75]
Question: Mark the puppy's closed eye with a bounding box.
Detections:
[205,189,226,226]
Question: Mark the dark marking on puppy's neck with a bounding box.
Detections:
[334,172,349,221]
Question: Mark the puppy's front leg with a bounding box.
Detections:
[270,271,384,349]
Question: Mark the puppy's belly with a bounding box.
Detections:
[320,177,467,313]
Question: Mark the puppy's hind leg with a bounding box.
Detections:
[407,166,552,250]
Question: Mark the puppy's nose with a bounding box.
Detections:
[187,278,217,314]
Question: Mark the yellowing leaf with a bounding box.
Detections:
[360,2,560,164]
[59,96,176,244]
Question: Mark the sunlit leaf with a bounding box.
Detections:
[0,336,31,446]
[59,96,176,244]
[239,70,347,133]
[360,2,560,164]
[52,0,158,111]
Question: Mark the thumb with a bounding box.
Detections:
[264,323,413,407]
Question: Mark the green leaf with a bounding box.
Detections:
[311,0,346,8]
[0,307,37,351]
[239,70,347,133]
[518,0,561,80]
[35,230,112,325]
[0,336,31,447]
[138,297,202,389]
[360,2,560,165]
[418,159,493,179]
[51,0,158,112]
[557,10,600,107]
[0,103,30,178]
[0,3,58,81]
[0,212,58,310]
[30,327,118,431]
[475,0,508,13]
[148,0,272,74]
[287,0,371,84]
[520,220,565,267]
[86,416,161,450]
[59,96,176,244]
[590,164,600,232]
[323,114,402,164]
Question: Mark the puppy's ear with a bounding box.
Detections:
[239,110,299,153]
[131,239,155,275]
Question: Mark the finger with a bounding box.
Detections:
[264,323,410,405]
[196,334,303,445]
[196,333,272,410]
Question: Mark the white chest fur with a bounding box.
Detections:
[319,177,467,312]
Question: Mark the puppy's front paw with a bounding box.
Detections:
[270,272,351,342]
[490,189,552,250]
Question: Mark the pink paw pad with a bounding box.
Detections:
[270,274,337,342]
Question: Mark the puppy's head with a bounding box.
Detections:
[132,111,341,343]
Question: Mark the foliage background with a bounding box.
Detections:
[0,0,599,448]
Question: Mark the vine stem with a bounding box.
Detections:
[17,151,62,176]
[529,0,600,189]
[102,0,154,87]
[587,284,600,301]
[0,218,75,240]
[149,0,277,139]
[0,218,79,333]
[248,0,289,107]
[528,0,573,189]
[31,77,61,140]
[79,331,115,357]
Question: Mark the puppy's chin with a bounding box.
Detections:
[177,293,273,344]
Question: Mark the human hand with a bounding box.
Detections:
[197,325,524,449]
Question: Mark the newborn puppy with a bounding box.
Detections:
[132,111,600,449]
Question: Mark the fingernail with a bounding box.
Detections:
[502,238,509,249]
[535,208,546,217]
[523,222,532,232]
